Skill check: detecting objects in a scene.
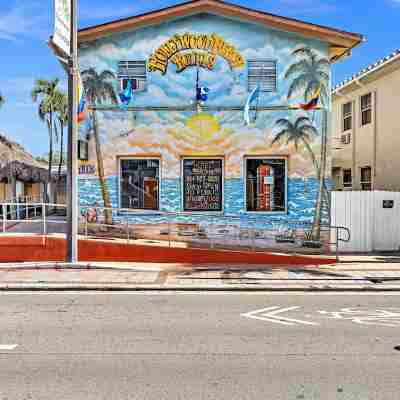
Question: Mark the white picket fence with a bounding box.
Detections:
[331,191,400,252]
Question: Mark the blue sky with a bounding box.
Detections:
[0,0,399,156]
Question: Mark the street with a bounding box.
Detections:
[0,292,400,399]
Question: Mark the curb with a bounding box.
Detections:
[1,284,400,292]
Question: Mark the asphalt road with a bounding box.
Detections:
[1,292,400,400]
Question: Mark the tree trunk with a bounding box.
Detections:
[47,114,53,204]
[58,121,64,182]
[312,109,328,240]
[303,140,330,210]
[92,110,112,225]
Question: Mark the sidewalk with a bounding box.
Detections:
[1,259,400,291]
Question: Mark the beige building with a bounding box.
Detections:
[331,49,400,191]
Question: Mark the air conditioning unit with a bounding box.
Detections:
[341,133,351,145]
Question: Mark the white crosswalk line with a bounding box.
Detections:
[0,344,18,350]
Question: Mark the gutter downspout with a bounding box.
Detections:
[354,77,377,251]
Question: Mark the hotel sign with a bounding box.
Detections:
[148,33,245,74]
[53,0,71,55]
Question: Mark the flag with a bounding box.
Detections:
[196,86,210,102]
[77,71,87,124]
[119,79,133,107]
[244,85,260,125]
[299,85,321,111]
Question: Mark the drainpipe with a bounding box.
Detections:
[354,78,377,189]
[354,77,377,251]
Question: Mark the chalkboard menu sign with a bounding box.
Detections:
[183,159,223,212]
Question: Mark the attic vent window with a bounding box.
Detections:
[118,60,147,92]
[248,60,277,92]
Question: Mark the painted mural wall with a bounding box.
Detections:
[78,13,331,230]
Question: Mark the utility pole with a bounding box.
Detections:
[66,0,78,262]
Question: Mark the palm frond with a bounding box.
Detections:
[292,47,315,58]
[300,125,319,138]
[317,71,330,82]
[275,118,292,128]
[272,128,291,145]
[287,74,310,99]
[284,59,310,80]
[99,70,116,81]
[294,116,312,129]
[316,58,330,70]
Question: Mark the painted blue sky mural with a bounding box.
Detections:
[0,0,399,156]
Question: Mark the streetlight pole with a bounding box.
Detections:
[66,0,78,263]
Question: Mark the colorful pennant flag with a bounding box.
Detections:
[244,85,260,125]
[299,85,321,111]
[119,79,133,107]
[77,71,87,124]
[196,86,210,102]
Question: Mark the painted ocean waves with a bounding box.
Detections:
[78,176,326,228]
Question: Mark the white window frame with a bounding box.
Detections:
[180,156,225,214]
[360,92,372,126]
[360,166,372,191]
[244,156,288,215]
[342,102,352,132]
[247,59,278,93]
[118,156,161,213]
[117,60,147,92]
[342,168,352,190]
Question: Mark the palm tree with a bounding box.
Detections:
[272,115,329,240]
[31,78,62,202]
[285,47,330,240]
[54,92,68,182]
[272,117,318,167]
[0,91,4,108]
[81,68,118,225]
[285,47,330,106]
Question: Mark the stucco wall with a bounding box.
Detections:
[332,61,400,190]
[77,13,332,225]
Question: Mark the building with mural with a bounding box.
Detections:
[75,0,362,245]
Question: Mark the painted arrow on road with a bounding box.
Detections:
[0,344,18,350]
[241,306,318,326]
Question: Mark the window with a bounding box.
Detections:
[118,61,147,92]
[182,158,223,212]
[248,60,277,92]
[343,169,352,190]
[341,133,351,145]
[78,140,88,161]
[361,166,372,191]
[245,158,286,212]
[342,102,352,132]
[361,93,372,126]
[120,159,159,210]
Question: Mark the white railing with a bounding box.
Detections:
[0,202,350,257]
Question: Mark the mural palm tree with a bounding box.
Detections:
[285,47,330,106]
[81,68,118,225]
[273,115,329,240]
[272,116,318,167]
[284,47,330,240]
[31,78,62,202]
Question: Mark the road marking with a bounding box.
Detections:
[242,306,319,326]
[0,344,18,350]
[318,308,400,327]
